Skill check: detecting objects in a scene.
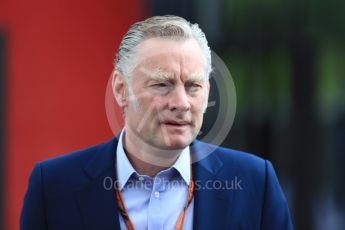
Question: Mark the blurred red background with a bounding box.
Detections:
[0,0,146,229]
[2,0,345,229]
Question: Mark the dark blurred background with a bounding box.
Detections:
[1,0,344,229]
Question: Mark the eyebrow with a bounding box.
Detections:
[139,66,174,81]
[139,66,207,82]
[187,72,207,82]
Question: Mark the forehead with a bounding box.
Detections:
[133,37,206,80]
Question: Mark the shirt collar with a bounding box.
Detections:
[116,128,191,190]
[171,145,191,185]
[116,129,137,191]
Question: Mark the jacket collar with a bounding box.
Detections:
[78,137,232,230]
[191,140,234,230]
[82,136,225,180]
[83,136,119,179]
[76,137,120,230]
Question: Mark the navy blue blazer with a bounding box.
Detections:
[20,137,293,229]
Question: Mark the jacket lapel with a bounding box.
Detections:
[75,137,121,230]
[74,138,234,230]
[191,141,234,230]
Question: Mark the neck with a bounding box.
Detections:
[124,151,168,177]
[123,129,183,177]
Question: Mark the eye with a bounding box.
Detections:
[186,83,202,93]
[149,82,172,94]
[153,83,168,88]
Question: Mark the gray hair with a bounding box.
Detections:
[114,15,212,81]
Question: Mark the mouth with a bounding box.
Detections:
[161,120,191,127]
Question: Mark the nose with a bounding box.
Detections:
[168,85,190,112]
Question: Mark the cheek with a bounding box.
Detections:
[194,113,204,125]
[192,100,207,124]
[191,107,204,123]
[146,98,167,117]
[193,96,208,113]
[135,98,162,123]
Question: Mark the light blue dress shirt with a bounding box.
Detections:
[116,130,194,230]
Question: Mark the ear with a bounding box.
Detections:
[112,70,128,109]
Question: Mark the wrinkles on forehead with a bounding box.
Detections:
[131,37,207,84]
[138,66,174,81]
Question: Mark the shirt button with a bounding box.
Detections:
[154,191,160,198]
[139,176,144,181]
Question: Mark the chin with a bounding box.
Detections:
[163,137,192,150]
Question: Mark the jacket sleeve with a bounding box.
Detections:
[20,163,48,230]
[261,160,294,230]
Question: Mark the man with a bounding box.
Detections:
[21,15,293,230]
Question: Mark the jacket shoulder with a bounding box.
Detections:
[196,141,269,187]
[36,139,116,195]
[215,145,266,171]
[40,142,105,172]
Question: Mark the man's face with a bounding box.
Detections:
[125,37,209,150]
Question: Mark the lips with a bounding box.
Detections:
[162,119,190,126]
